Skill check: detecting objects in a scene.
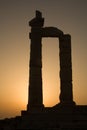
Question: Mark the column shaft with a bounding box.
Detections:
[59,34,74,104]
[27,28,43,110]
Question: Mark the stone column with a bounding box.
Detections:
[59,34,75,105]
[27,11,44,110]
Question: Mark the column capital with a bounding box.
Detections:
[29,10,44,27]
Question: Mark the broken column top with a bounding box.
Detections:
[29,10,44,27]
[36,10,42,18]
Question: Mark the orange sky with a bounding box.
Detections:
[0,0,87,119]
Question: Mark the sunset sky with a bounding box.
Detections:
[0,0,87,119]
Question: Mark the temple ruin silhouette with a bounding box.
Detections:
[0,10,87,130]
[26,10,75,111]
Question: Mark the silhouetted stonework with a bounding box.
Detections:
[0,11,87,130]
[27,10,75,110]
[59,34,74,104]
[27,11,44,110]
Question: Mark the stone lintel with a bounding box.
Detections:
[42,27,63,37]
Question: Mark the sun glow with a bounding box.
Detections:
[42,38,60,107]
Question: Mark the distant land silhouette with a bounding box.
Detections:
[0,10,87,130]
